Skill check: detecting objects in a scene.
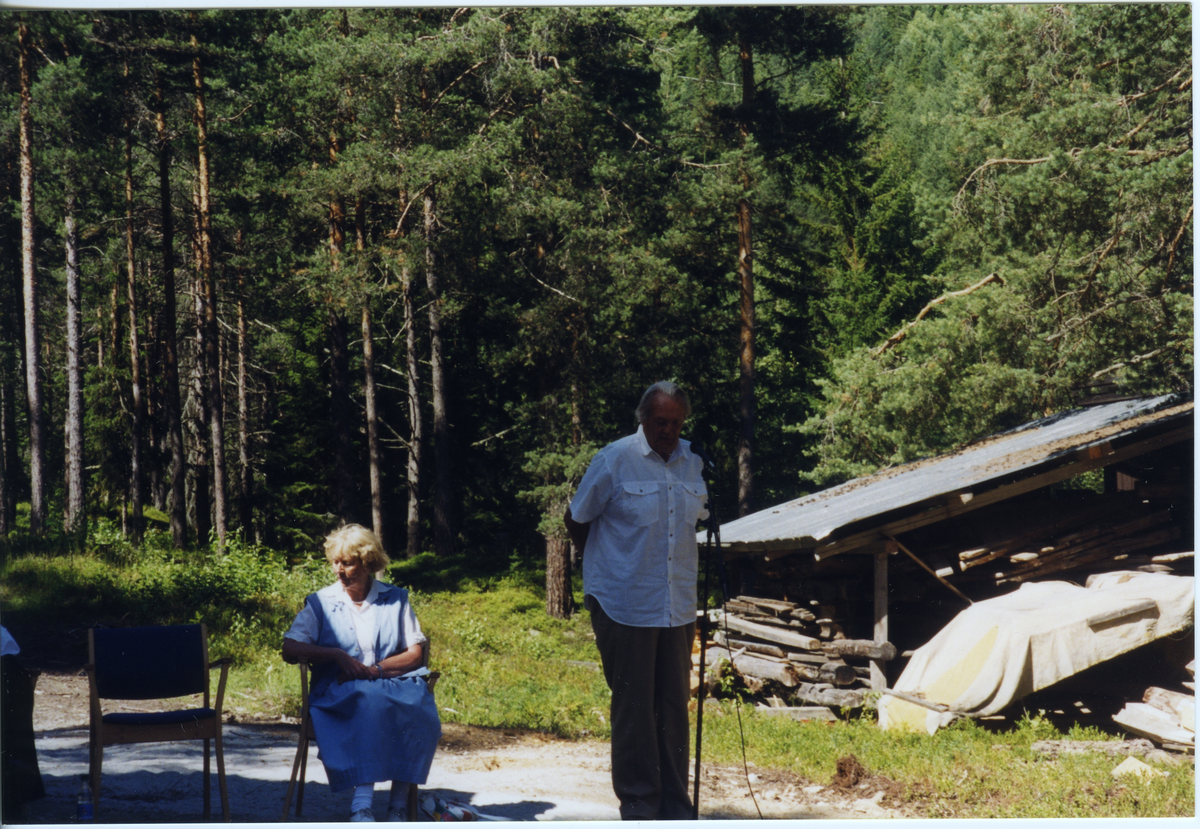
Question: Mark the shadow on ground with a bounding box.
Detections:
[18,725,601,823]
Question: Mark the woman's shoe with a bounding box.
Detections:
[350,808,376,822]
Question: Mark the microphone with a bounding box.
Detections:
[687,438,716,469]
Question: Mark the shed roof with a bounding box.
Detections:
[712,394,1193,556]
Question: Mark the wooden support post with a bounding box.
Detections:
[872,548,888,692]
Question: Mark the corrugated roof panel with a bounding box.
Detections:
[708,394,1191,551]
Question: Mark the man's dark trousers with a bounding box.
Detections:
[588,596,695,820]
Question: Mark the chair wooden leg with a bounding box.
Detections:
[296,740,309,818]
[215,730,230,822]
[89,735,103,820]
[406,783,419,822]
[280,731,308,821]
[203,737,212,820]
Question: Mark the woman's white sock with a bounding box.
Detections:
[351,783,375,813]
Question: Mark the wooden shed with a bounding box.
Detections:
[708,393,1194,696]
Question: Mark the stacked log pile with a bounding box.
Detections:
[703,595,896,710]
[1113,661,1195,753]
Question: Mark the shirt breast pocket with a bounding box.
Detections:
[680,483,708,525]
[617,481,660,527]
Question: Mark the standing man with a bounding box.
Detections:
[564,381,708,820]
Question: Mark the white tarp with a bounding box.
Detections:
[878,571,1195,733]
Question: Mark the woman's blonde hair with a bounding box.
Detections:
[323,524,390,574]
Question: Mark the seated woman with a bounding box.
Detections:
[282,524,441,822]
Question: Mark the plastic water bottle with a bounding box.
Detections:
[76,774,93,822]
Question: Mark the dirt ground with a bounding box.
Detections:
[24,667,919,821]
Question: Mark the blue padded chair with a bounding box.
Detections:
[85,623,231,821]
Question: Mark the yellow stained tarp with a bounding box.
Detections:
[879,571,1194,733]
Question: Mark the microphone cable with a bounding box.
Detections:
[716,604,764,819]
[690,436,763,819]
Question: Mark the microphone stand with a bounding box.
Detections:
[691,449,723,821]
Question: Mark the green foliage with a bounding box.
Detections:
[0,6,1190,580]
[0,521,327,663]
[518,443,600,538]
[798,4,1192,486]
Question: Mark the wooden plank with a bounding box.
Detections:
[958,547,989,562]
[960,547,1011,571]
[1031,739,1156,759]
[712,631,785,659]
[998,526,1181,584]
[1144,687,1195,732]
[724,599,772,617]
[1113,702,1195,746]
[736,614,818,633]
[721,615,822,651]
[722,651,799,687]
[755,705,838,722]
[793,662,857,686]
[824,639,898,662]
[1007,511,1174,575]
[817,621,845,640]
[787,608,817,623]
[873,550,888,692]
[736,596,798,614]
[783,650,833,665]
[880,688,950,713]
[793,682,864,709]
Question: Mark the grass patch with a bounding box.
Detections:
[695,705,1194,818]
[0,529,1193,819]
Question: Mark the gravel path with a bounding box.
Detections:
[17,670,908,822]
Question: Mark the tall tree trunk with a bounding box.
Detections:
[145,302,166,513]
[189,241,212,547]
[425,184,455,557]
[0,381,10,537]
[156,69,187,548]
[357,197,385,547]
[18,23,45,537]
[236,231,253,540]
[362,305,384,545]
[402,261,422,559]
[326,178,357,525]
[96,303,105,369]
[546,532,572,619]
[547,334,583,619]
[124,87,145,544]
[63,186,85,537]
[328,304,357,525]
[736,34,756,518]
[193,37,227,549]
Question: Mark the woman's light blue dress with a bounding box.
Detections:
[286,580,441,791]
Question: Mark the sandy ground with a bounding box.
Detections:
[13,672,911,823]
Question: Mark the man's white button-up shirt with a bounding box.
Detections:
[570,425,709,628]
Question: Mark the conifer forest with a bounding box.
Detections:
[1,6,1192,600]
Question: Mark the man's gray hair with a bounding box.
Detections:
[635,380,692,423]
